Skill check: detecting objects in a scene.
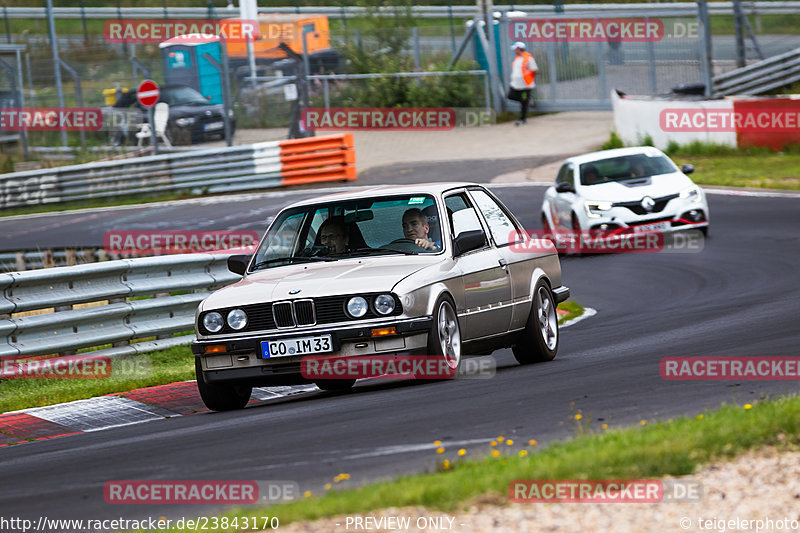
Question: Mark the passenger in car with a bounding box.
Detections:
[582,164,600,185]
[402,208,440,250]
[319,216,350,255]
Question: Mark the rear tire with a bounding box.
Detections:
[195,358,252,411]
[513,280,558,364]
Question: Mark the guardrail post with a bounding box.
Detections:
[43,250,55,269]
[15,252,25,272]
[83,249,96,264]
[65,249,77,266]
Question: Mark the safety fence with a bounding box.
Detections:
[3,3,799,20]
[713,47,800,96]
[0,133,356,209]
[0,253,241,359]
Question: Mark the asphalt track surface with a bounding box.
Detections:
[2,172,800,524]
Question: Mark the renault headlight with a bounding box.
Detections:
[176,117,196,127]
[584,201,613,218]
[679,185,702,202]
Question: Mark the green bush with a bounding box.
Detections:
[601,131,624,150]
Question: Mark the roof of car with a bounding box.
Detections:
[287,182,484,207]
[564,146,667,166]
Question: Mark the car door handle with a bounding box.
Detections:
[498,258,508,269]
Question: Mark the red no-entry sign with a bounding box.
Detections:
[137,80,160,108]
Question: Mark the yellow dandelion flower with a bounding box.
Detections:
[601,423,608,430]
[497,436,505,443]
[744,404,752,410]
[697,414,704,419]
[490,440,498,447]
[491,449,500,457]
[324,483,331,490]
[506,439,514,446]
[436,447,445,454]
[575,414,582,420]
[303,491,312,498]
[457,448,466,456]
[528,439,538,446]
[443,460,450,470]
[640,420,647,426]
[434,440,442,446]
[519,450,528,457]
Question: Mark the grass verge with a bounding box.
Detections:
[148,395,798,532]
[0,345,195,414]
[557,299,584,325]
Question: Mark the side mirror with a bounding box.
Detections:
[555,182,574,193]
[453,230,486,256]
[227,254,250,276]
[681,164,694,175]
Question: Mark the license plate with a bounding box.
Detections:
[261,335,332,358]
[204,121,223,131]
[634,221,670,233]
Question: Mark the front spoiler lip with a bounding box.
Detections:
[192,316,433,356]
[552,286,570,304]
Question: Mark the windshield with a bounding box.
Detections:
[250,194,442,271]
[159,86,210,106]
[579,153,677,186]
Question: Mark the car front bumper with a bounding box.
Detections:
[192,316,433,385]
[585,197,709,232]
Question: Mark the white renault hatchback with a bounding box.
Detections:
[541,146,709,236]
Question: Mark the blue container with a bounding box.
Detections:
[160,36,224,104]
[473,20,504,81]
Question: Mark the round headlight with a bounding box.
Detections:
[374,294,395,315]
[227,309,248,330]
[203,311,224,333]
[346,296,368,318]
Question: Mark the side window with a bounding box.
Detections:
[555,164,569,185]
[469,189,520,247]
[566,164,575,189]
[444,193,487,248]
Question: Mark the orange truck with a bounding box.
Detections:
[225,14,342,73]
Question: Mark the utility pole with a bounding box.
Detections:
[697,0,714,98]
[732,0,746,68]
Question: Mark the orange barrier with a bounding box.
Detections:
[278,133,356,186]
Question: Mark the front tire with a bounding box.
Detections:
[195,358,252,411]
[427,295,462,376]
[513,280,558,364]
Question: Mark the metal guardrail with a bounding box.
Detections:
[0,134,355,209]
[0,253,241,358]
[2,3,799,19]
[0,250,103,272]
[713,47,800,96]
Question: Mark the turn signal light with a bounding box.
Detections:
[371,327,396,337]
[204,344,227,354]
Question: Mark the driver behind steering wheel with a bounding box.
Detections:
[402,208,440,251]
